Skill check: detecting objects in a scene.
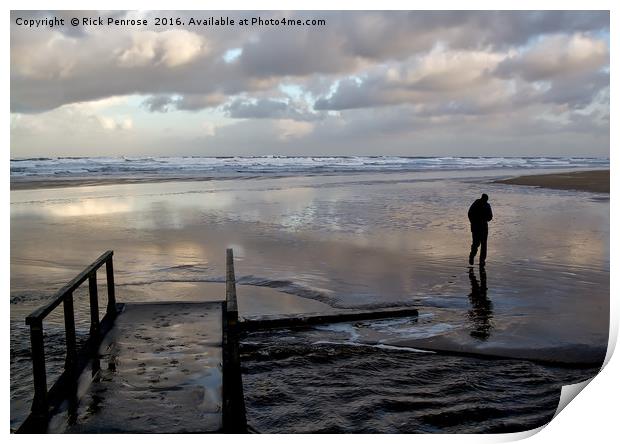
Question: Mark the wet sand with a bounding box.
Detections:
[495,170,609,193]
[10,176,225,191]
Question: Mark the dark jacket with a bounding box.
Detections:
[468,199,493,232]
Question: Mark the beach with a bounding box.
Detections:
[10,164,609,432]
[495,170,610,193]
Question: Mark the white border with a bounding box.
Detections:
[4,1,616,442]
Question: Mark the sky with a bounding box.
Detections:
[10,10,610,158]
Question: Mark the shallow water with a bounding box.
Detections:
[10,169,609,431]
[240,337,599,433]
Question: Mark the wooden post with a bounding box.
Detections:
[226,248,238,316]
[88,272,101,375]
[89,272,100,340]
[105,256,117,318]
[63,292,77,379]
[28,320,48,419]
[223,248,247,433]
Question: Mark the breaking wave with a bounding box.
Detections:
[11,156,609,180]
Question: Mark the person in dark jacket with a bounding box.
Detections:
[468,193,493,266]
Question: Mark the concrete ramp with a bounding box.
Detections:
[51,302,224,433]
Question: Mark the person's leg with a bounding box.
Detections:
[469,230,480,264]
[479,229,488,265]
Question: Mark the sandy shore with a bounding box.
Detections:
[495,170,609,193]
[9,176,221,191]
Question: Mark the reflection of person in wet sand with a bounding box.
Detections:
[468,193,493,267]
[468,267,493,340]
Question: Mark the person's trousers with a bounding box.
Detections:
[470,228,488,263]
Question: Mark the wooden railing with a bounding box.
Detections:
[19,249,247,433]
[19,250,120,432]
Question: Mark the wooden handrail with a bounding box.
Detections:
[19,250,119,433]
[26,251,114,325]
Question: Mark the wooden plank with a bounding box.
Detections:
[239,307,419,332]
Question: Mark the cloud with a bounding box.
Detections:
[9,10,610,157]
[11,11,609,114]
[315,32,609,119]
[142,95,174,112]
[496,33,609,81]
[203,121,217,136]
[314,49,509,112]
[175,93,227,111]
[10,97,134,134]
[141,93,226,112]
[116,29,207,68]
[275,119,315,140]
[540,71,609,109]
[95,115,133,131]
[225,98,287,118]
[223,97,321,121]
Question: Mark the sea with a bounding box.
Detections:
[10,155,610,181]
